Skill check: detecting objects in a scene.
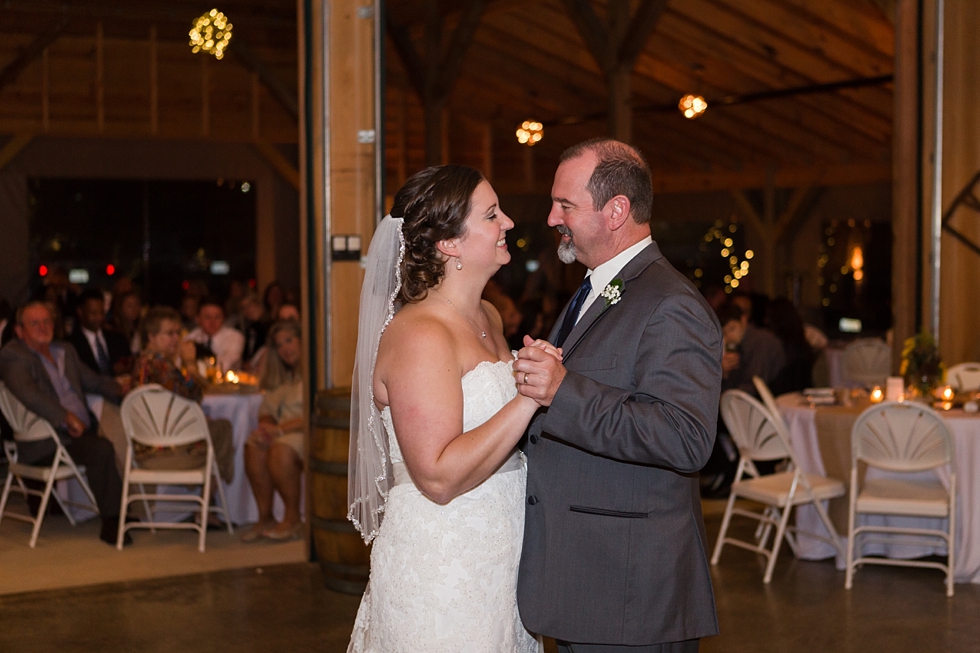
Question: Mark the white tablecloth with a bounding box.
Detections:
[68,391,282,525]
[778,394,980,583]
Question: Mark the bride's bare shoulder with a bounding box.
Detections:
[379,303,455,360]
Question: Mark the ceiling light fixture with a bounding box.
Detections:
[190,8,233,60]
[678,94,707,119]
[516,121,543,146]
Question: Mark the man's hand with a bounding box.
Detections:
[514,335,566,407]
[721,351,740,378]
[64,412,86,438]
[179,341,198,368]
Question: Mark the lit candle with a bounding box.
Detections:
[870,386,884,403]
[942,401,953,411]
[941,385,954,401]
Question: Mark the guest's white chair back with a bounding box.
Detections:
[0,382,99,547]
[946,362,980,392]
[845,401,956,596]
[118,384,232,551]
[842,338,891,388]
[713,389,845,583]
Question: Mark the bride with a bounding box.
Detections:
[347,165,553,652]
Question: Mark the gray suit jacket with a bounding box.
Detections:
[0,339,119,452]
[517,242,722,645]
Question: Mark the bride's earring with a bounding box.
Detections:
[456,257,462,271]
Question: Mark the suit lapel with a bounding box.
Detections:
[560,242,663,359]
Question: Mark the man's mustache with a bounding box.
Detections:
[556,225,572,238]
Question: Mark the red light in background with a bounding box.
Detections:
[39,265,48,277]
[182,280,190,291]
[106,264,115,276]
[248,278,256,288]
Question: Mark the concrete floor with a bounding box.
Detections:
[3,508,979,652]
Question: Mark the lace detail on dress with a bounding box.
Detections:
[349,361,537,653]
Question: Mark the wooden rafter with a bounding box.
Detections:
[0,133,33,172]
[231,38,298,120]
[387,0,487,165]
[0,16,69,93]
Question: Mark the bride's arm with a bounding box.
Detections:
[379,316,538,505]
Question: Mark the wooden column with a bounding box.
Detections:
[925,0,980,364]
[300,0,380,391]
[891,0,920,370]
[387,0,486,166]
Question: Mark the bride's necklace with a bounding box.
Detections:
[434,289,487,338]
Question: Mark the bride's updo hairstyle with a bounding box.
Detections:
[391,164,485,304]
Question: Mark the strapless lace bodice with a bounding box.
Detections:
[381,360,518,466]
[350,359,537,653]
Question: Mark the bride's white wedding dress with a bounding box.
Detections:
[348,360,537,653]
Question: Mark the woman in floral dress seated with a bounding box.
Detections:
[130,306,235,483]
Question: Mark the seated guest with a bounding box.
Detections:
[178,294,200,333]
[766,298,815,396]
[0,301,130,545]
[718,302,785,396]
[107,289,143,354]
[236,292,269,368]
[132,307,235,484]
[184,297,245,372]
[67,288,133,377]
[242,320,304,542]
[275,302,300,322]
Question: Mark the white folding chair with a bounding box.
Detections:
[712,389,846,583]
[841,338,891,388]
[0,382,99,548]
[118,384,232,551]
[946,362,980,392]
[845,401,956,597]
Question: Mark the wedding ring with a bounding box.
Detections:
[524,372,530,385]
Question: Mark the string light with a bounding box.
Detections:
[694,217,750,292]
[516,121,543,146]
[678,94,707,119]
[190,9,233,60]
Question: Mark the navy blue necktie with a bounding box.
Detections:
[95,334,111,374]
[556,277,592,347]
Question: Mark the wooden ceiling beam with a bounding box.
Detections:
[0,17,70,94]
[653,161,891,194]
[779,0,894,54]
[656,10,893,135]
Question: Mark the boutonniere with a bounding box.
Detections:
[599,278,624,312]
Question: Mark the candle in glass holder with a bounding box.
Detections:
[870,386,884,403]
[941,385,954,401]
[886,376,905,402]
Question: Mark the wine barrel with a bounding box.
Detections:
[311,387,370,594]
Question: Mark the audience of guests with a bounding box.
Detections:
[131,307,235,484]
[184,297,245,372]
[242,319,304,542]
[235,292,270,369]
[275,302,300,323]
[67,288,133,378]
[0,301,129,545]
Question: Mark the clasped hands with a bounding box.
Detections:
[514,335,566,407]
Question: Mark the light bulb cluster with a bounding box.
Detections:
[516,121,543,146]
[693,219,752,293]
[678,94,707,119]
[190,8,233,60]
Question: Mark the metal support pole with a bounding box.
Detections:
[930,0,944,339]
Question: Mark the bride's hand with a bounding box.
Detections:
[521,335,562,362]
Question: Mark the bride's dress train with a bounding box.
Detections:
[348,361,537,653]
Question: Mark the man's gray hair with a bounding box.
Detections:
[560,138,653,224]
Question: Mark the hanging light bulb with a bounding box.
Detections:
[678,94,707,119]
[516,121,543,146]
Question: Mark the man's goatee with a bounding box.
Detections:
[557,226,577,264]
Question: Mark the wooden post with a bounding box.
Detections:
[201,55,210,137]
[892,0,919,370]
[41,48,49,132]
[149,26,158,134]
[96,22,104,132]
[251,73,261,140]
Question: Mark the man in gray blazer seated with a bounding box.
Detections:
[0,301,130,545]
[514,139,722,652]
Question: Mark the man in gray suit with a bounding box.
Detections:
[0,301,129,545]
[514,139,722,652]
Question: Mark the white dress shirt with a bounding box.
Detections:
[576,236,653,323]
[185,325,245,372]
